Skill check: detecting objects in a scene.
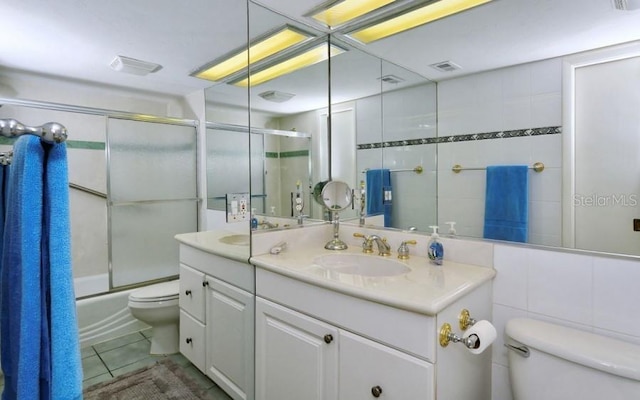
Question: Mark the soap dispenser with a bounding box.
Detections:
[445,221,457,238]
[427,225,444,265]
[251,208,258,231]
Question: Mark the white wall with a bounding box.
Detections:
[490,243,640,400]
[437,59,563,246]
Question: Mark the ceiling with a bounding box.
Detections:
[1,0,639,101]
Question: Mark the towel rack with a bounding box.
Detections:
[0,118,68,144]
[362,165,424,174]
[452,162,544,173]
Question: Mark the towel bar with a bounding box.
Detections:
[0,118,68,144]
[362,165,423,174]
[452,162,544,173]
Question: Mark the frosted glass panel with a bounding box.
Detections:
[206,128,250,210]
[108,118,197,202]
[111,201,197,287]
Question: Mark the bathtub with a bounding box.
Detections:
[76,286,149,348]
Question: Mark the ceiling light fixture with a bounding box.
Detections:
[110,55,162,76]
[192,25,315,82]
[231,43,346,87]
[258,90,296,103]
[307,0,397,28]
[347,0,493,44]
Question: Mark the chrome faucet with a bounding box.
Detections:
[369,235,391,256]
[353,233,391,256]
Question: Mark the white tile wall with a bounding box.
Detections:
[437,58,563,247]
[491,243,640,400]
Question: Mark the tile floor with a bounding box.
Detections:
[81,329,232,399]
[0,329,232,399]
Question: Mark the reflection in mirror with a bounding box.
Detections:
[205,2,330,229]
[318,180,353,251]
[329,35,437,230]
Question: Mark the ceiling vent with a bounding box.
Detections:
[110,56,162,76]
[379,74,405,84]
[612,0,640,10]
[258,90,296,103]
[430,61,462,72]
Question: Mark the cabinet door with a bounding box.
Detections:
[256,298,339,400]
[206,276,254,400]
[179,264,205,321]
[339,330,435,400]
[179,310,206,372]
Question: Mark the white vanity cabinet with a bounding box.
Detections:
[256,297,434,400]
[256,298,339,400]
[254,266,492,400]
[177,242,254,400]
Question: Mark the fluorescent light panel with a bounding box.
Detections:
[193,26,313,82]
[349,0,493,44]
[233,43,345,87]
[311,0,397,28]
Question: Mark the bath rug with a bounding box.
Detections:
[83,358,209,400]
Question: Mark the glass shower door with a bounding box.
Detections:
[107,117,198,288]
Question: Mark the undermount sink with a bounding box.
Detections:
[313,254,410,277]
[218,234,250,246]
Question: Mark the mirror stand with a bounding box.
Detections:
[325,211,348,250]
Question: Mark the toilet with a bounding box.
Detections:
[505,318,640,399]
[128,280,180,355]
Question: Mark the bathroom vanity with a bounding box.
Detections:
[250,225,496,400]
[175,231,254,400]
[177,226,496,400]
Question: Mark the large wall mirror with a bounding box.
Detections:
[205,0,640,260]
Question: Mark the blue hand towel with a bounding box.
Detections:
[44,141,82,400]
[366,169,392,228]
[483,165,529,243]
[1,136,46,400]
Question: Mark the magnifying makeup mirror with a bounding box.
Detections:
[314,180,352,250]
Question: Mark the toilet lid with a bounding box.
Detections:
[129,280,179,302]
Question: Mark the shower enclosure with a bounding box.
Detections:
[0,98,198,298]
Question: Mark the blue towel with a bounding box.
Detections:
[44,141,82,400]
[366,169,393,227]
[0,137,82,400]
[483,165,529,243]
[1,136,46,400]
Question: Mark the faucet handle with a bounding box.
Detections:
[353,232,374,253]
[397,240,417,260]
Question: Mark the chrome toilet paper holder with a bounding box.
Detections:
[439,309,479,348]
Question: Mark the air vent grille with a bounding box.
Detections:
[612,0,640,10]
[430,61,462,72]
[379,74,404,84]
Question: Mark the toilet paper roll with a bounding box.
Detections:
[463,320,497,354]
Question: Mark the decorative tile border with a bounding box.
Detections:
[357,126,561,150]
[265,150,309,158]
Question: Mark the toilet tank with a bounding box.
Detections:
[505,318,640,400]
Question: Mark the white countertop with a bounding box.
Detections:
[175,230,250,262]
[251,245,495,316]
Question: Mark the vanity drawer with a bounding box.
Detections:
[339,330,434,400]
[180,310,206,372]
[179,244,254,292]
[179,264,205,321]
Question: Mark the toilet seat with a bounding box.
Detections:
[129,280,179,303]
